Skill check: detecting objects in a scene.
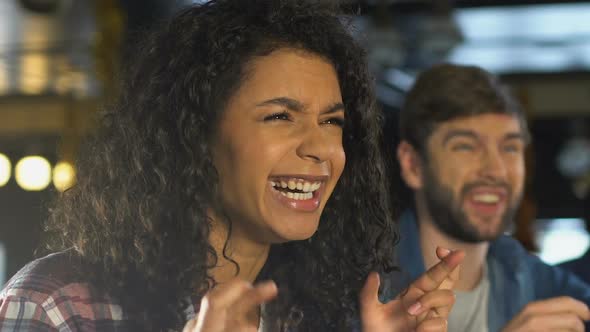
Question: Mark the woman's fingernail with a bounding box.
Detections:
[440,248,451,255]
[258,280,276,291]
[407,302,422,315]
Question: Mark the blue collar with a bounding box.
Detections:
[397,211,427,280]
[396,210,526,281]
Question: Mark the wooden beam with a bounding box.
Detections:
[0,95,98,136]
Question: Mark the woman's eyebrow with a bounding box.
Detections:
[322,102,345,115]
[256,97,344,115]
[256,97,304,112]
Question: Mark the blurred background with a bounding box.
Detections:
[0,0,589,286]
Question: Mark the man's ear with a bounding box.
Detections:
[397,140,424,190]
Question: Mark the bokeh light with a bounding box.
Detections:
[0,154,11,187]
[53,161,76,192]
[15,156,52,191]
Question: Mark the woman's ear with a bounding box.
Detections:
[397,141,424,190]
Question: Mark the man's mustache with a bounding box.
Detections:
[461,180,512,198]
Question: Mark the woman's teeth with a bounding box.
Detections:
[281,191,313,200]
[270,179,321,200]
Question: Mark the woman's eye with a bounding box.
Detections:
[322,117,345,127]
[263,112,291,122]
[503,145,522,153]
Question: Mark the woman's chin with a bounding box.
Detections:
[266,220,320,244]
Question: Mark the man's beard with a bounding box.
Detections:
[421,165,522,243]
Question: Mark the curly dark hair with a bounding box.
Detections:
[45,0,397,330]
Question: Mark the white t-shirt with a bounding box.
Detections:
[258,303,266,332]
[448,263,490,332]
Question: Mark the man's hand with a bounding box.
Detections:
[501,296,590,332]
[183,279,277,332]
[360,247,465,332]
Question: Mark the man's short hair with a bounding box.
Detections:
[399,63,530,155]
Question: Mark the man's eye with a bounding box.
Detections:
[263,112,291,121]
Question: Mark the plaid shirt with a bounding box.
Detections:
[0,251,199,331]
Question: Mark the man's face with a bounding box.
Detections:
[419,113,526,243]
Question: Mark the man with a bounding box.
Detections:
[395,63,590,332]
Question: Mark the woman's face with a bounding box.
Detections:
[211,48,346,243]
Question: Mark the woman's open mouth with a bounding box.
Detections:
[268,176,327,212]
[270,179,321,200]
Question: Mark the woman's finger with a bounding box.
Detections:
[435,247,461,291]
[435,247,451,259]
[234,280,278,316]
[411,250,464,294]
[182,317,198,332]
[204,279,253,309]
[408,289,455,318]
[359,272,381,309]
[416,317,448,332]
[193,279,253,331]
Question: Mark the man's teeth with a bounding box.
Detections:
[473,194,500,203]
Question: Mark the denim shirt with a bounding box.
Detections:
[395,211,590,332]
[559,249,590,286]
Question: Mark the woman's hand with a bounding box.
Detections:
[183,279,278,332]
[360,247,464,332]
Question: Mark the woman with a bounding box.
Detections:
[0,1,462,331]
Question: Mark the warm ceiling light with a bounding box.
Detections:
[20,53,48,94]
[15,156,51,191]
[0,154,11,187]
[53,161,76,192]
